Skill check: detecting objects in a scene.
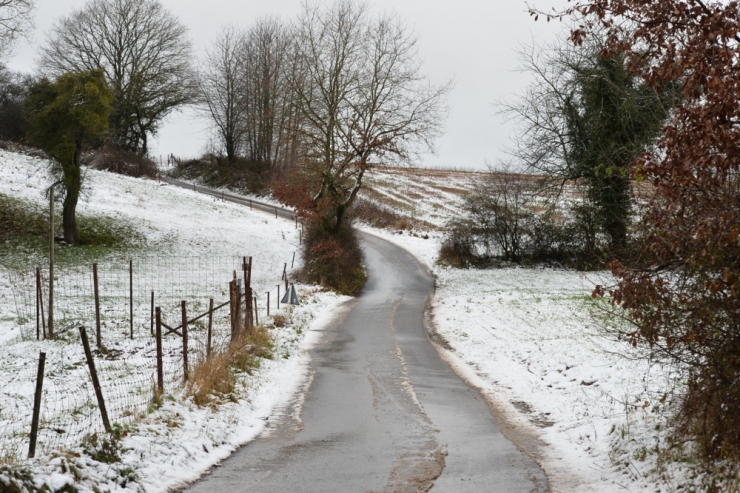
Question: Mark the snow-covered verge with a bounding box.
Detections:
[360,226,703,492]
[0,148,350,492]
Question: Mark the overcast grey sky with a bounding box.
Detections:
[7,0,569,169]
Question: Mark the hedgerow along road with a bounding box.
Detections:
[167,179,549,492]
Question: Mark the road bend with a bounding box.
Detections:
[182,229,548,492]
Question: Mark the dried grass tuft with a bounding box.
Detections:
[186,325,273,406]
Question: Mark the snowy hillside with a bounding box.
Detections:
[0,148,349,493]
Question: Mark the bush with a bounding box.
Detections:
[83,145,158,179]
[301,220,366,296]
[438,221,477,268]
[170,154,270,194]
[351,198,407,230]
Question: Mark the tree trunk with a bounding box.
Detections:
[141,127,148,155]
[226,135,235,164]
[62,148,81,245]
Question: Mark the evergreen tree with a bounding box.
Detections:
[25,70,112,244]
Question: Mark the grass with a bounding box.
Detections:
[0,192,144,269]
[186,325,273,406]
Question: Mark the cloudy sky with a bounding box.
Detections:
[7,0,569,170]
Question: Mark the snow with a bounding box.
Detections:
[0,149,350,492]
[0,148,700,491]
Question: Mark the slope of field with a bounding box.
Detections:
[0,148,348,493]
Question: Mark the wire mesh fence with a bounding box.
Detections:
[1,254,296,460]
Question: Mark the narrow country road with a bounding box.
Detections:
[166,179,548,491]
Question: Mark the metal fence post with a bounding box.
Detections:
[48,186,54,339]
[129,260,133,339]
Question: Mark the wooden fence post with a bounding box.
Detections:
[181,301,189,382]
[28,351,45,458]
[291,252,296,269]
[79,327,111,433]
[129,260,133,340]
[253,296,258,326]
[207,298,214,359]
[93,263,101,347]
[150,291,154,336]
[155,307,163,393]
[234,281,242,338]
[277,285,280,310]
[243,257,253,329]
[267,291,270,317]
[229,279,236,340]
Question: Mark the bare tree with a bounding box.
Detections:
[239,17,297,172]
[500,32,676,251]
[290,0,449,232]
[39,0,197,154]
[0,0,34,60]
[198,26,246,164]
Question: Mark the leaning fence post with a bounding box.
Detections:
[291,252,296,269]
[79,327,111,433]
[155,307,163,393]
[129,259,133,340]
[28,351,46,458]
[181,301,189,382]
[207,298,214,359]
[93,263,101,347]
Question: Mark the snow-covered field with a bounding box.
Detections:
[360,227,690,492]
[0,149,349,492]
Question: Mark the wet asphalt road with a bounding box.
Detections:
[182,231,548,492]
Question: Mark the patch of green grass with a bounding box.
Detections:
[0,193,144,268]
